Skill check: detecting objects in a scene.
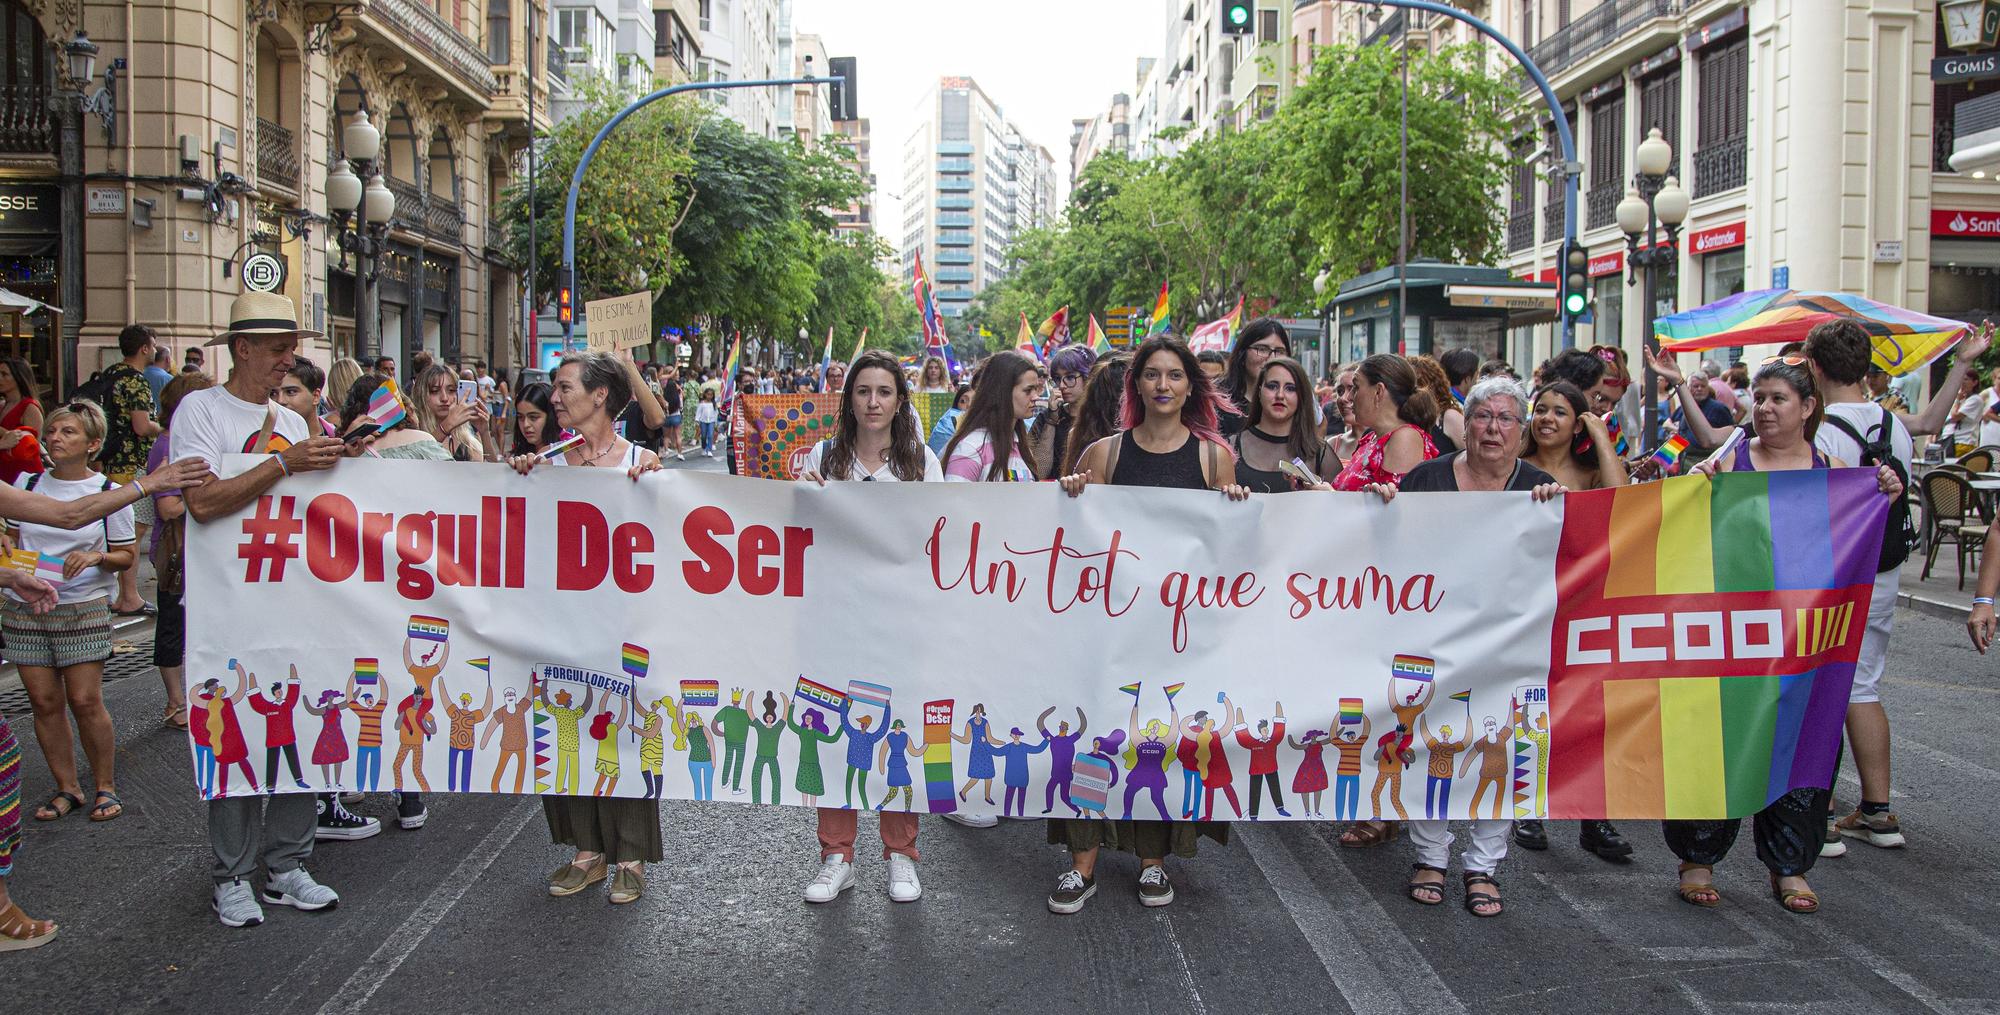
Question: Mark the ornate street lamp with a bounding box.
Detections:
[1617,127,1690,452]
[327,111,398,363]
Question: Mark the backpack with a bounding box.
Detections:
[1821,406,1916,573]
[74,364,138,467]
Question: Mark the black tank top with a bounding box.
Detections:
[1229,427,1311,494]
[1111,429,1206,490]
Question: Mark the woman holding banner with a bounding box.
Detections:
[512,352,663,905]
[1522,381,1628,492]
[1051,335,1249,915]
[1678,356,1904,914]
[1366,377,1563,918]
[796,351,931,904]
[942,351,1041,484]
[1228,356,1338,494]
[508,382,560,457]
[1330,355,1439,492]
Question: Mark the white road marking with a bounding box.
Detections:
[1238,825,1467,1015]
[1159,911,1210,1015]
[314,798,538,1015]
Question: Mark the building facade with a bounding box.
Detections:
[692,0,779,137]
[898,76,1057,316]
[0,0,558,397]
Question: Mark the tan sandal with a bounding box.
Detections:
[1770,873,1818,914]
[1677,862,1721,908]
[608,863,645,905]
[547,858,607,897]
[162,704,189,730]
[1339,820,1400,848]
[0,902,57,952]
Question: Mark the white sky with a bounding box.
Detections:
[794,0,1165,241]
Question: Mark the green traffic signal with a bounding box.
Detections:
[1564,291,1587,315]
[1228,5,1250,25]
[1222,2,1252,33]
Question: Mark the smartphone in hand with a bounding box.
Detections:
[457,379,479,406]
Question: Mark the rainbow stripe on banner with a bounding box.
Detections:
[1550,470,1888,819]
[621,643,649,679]
[1390,655,1435,682]
[407,615,450,642]
[795,677,847,714]
[1118,682,1141,697]
[1449,690,1472,704]
[1163,682,1186,701]
[353,658,379,685]
[467,658,490,673]
[922,699,956,812]
[847,680,892,711]
[679,680,719,707]
[1338,697,1364,725]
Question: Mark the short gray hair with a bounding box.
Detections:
[557,351,632,417]
[1463,376,1529,421]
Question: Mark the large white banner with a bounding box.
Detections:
[184,457,1562,821]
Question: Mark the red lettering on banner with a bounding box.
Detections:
[360,511,393,582]
[561,501,612,591]
[926,517,1026,601]
[394,513,436,600]
[1283,567,1444,620]
[434,515,478,588]
[612,522,655,593]
[285,494,529,600]
[1004,526,1141,617]
[305,494,359,583]
[677,506,808,597]
[1159,571,1265,653]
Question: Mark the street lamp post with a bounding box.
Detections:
[1616,127,1690,453]
[327,112,398,365]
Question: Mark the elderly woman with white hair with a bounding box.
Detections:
[1365,376,1563,917]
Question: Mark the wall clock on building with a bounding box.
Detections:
[1945,0,2000,52]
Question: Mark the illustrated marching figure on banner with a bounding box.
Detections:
[953,703,1004,806]
[841,680,893,809]
[1068,729,1122,816]
[992,725,1049,818]
[536,675,591,796]
[676,696,717,802]
[748,691,787,805]
[1511,685,1549,819]
[302,683,350,789]
[439,671,492,794]
[1036,706,1087,816]
[788,679,845,808]
[348,663,388,795]
[195,662,258,797]
[591,695,631,797]
[1420,690,1471,820]
[1233,699,1288,820]
[391,679,434,793]
[878,718,924,812]
[1120,696,1176,821]
[248,666,307,791]
[483,679,534,794]
[712,688,751,796]
[631,694,673,800]
[1330,713,1370,822]
[1462,711,1514,820]
[1289,728,1330,819]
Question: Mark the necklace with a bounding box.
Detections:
[577,435,619,467]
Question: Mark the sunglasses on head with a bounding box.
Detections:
[1762,354,1810,367]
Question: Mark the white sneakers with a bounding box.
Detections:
[801,852,923,903]
[886,854,922,903]
[802,854,857,903]
[942,812,998,829]
[262,867,340,911]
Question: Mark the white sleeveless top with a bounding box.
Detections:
[548,440,645,470]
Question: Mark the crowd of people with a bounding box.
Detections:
[0,287,1981,950]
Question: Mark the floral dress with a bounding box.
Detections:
[786,713,842,796]
[1331,424,1437,491]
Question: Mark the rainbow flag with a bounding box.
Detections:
[1037,306,1071,351]
[1016,312,1039,360]
[679,680,719,707]
[1656,288,1966,378]
[621,643,649,679]
[1088,314,1111,354]
[719,334,743,405]
[922,699,955,813]
[367,379,407,430]
[1390,654,1435,682]
[1549,469,1888,819]
[1652,434,1691,472]
[467,658,490,673]
[1146,281,1171,336]
[795,677,846,714]
[1186,296,1244,353]
[353,658,379,685]
[1118,682,1141,697]
[1162,682,1186,701]
[847,680,892,711]
[912,252,957,375]
[1070,754,1115,813]
[1449,690,1472,704]
[407,615,450,642]
[1338,697,1364,725]
[1603,413,1630,457]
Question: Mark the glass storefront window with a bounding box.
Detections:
[1594,275,1623,349]
[1702,248,1746,303]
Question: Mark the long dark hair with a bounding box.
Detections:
[1245,356,1325,466]
[1525,381,1593,468]
[1754,358,1825,440]
[821,350,926,482]
[1120,335,1230,449]
[1063,352,1130,476]
[510,381,560,456]
[944,350,1038,480]
[1,357,37,401]
[1357,353,1440,430]
[1223,317,1289,409]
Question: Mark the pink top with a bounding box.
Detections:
[943,427,1034,483]
[1331,424,1436,491]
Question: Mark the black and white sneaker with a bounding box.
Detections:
[1047,869,1096,915]
[394,791,427,830]
[1137,865,1175,907]
[315,794,381,841]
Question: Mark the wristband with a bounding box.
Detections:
[1975,597,1994,607]
[272,452,290,477]
[131,477,145,497]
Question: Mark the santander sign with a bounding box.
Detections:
[1933,209,2000,236]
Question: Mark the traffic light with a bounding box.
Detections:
[1560,240,1590,320]
[1220,1,1253,35]
[556,268,574,327]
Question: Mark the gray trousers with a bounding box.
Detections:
[209,793,316,884]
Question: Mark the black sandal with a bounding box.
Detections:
[88,790,123,823]
[1407,863,1447,906]
[1463,871,1502,918]
[33,791,83,822]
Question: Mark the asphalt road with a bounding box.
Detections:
[5,454,1996,1014]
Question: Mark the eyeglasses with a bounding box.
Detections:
[1053,373,1084,387]
[1468,411,1523,429]
[1247,343,1286,356]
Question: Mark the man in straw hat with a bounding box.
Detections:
[171,291,362,928]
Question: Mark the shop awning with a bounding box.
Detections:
[1445,284,1558,311]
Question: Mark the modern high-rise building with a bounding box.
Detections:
[831,118,875,240]
[1069,90,1131,187]
[693,0,783,137]
[899,76,1058,317]
[1100,2,1289,169]
[787,31,834,148]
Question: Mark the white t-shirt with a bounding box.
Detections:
[1815,401,1914,471]
[942,426,1034,483]
[1944,392,1985,446]
[800,439,943,482]
[1981,389,2000,448]
[169,386,312,470]
[694,402,718,424]
[8,471,135,604]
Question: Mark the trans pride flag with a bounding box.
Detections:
[1548,470,1888,819]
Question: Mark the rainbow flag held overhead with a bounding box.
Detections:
[1016,312,1039,360]
[1118,682,1141,697]
[1550,469,1889,820]
[719,335,743,404]
[848,327,869,367]
[353,658,379,685]
[1651,434,1691,472]
[1186,296,1244,353]
[795,677,847,714]
[1088,314,1112,354]
[1037,306,1071,351]
[679,680,719,707]
[1338,697,1364,725]
[467,658,490,673]
[407,615,450,642]
[1147,281,1171,336]
[1449,690,1472,704]
[912,252,957,376]
[1656,288,1968,378]
[1162,682,1186,702]
[816,327,836,391]
[621,643,649,679]
[847,680,892,711]
[1390,655,1435,683]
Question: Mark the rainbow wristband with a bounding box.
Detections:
[271,452,290,476]
[1975,597,1994,607]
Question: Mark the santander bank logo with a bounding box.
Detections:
[1938,210,2000,235]
[1953,214,1972,233]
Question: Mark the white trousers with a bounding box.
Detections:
[1408,819,1510,874]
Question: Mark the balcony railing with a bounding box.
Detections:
[1526,0,1679,80]
[1586,180,1621,231]
[0,83,56,155]
[547,37,567,88]
[1507,209,1534,252]
[1543,194,1566,242]
[256,118,299,193]
[1692,135,1747,196]
[369,0,499,94]
[425,200,464,242]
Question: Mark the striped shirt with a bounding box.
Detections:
[1332,738,1365,777]
[347,700,386,748]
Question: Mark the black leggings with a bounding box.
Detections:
[1661,786,1830,878]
